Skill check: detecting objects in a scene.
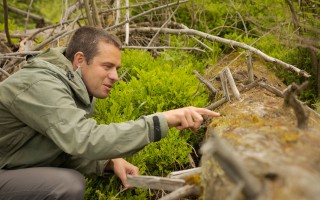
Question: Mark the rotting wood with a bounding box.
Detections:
[159,184,201,200]
[167,167,201,179]
[200,128,262,200]
[126,175,186,192]
[283,81,309,129]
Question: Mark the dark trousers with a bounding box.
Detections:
[0,167,86,200]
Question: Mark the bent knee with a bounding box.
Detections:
[51,169,86,200]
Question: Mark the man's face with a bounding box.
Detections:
[81,42,121,99]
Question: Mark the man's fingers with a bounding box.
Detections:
[193,107,220,117]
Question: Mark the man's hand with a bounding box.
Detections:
[105,158,139,188]
[162,106,220,132]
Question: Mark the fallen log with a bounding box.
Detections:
[200,77,320,200]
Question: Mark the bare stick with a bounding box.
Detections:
[239,78,264,92]
[126,175,185,192]
[258,82,284,97]
[246,51,254,83]
[83,0,94,26]
[123,46,205,52]
[91,0,102,27]
[146,6,179,48]
[0,68,11,77]
[124,0,130,45]
[167,167,201,179]
[3,0,12,46]
[205,97,228,110]
[106,0,190,31]
[220,71,230,102]
[2,3,51,25]
[0,40,11,53]
[100,0,161,13]
[193,70,218,96]
[159,185,201,200]
[200,127,262,199]
[24,0,34,33]
[258,81,320,119]
[115,0,121,25]
[225,67,241,101]
[1,51,42,56]
[283,82,309,129]
[31,30,69,51]
[125,27,310,78]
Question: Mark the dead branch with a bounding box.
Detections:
[0,68,11,77]
[123,46,205,52]
[283,81,309,129]
[200,127,262,199]
[258,81,320,119]
[124,0,130,45]
[126,175,185,192]
[1,51,41,57]
[3,0,12,47]
[258,81,284,97]
[167,167,201,179]
[146,6,179,48]
[205,97,228,111]
[91,0,102,28]
[1,3,51,26]
[84,0,94,26]
[193,70,218,96]
[124,27,310,78]
[159,185,201,200]
[220,71,230,102]
[239,78,264,92]
[23,0,34,33]
[105,0,190,31]
[100,0,161,14]
[31,30,70,51]
[224,67,241,101]
[0,40,11,53]
[246,51,254,83]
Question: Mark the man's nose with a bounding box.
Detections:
[108,68,119,81]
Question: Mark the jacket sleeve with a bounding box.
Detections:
[60,156,109,176]
[7,76,169,160]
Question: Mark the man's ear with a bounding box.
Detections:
[72,52,85,70]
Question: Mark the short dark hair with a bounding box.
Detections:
[66,26,122,64]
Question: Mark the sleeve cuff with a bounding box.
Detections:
[145,112,169,142]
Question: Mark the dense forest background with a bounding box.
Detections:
[1,0,319,199]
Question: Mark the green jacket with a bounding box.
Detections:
[0,48,168,176]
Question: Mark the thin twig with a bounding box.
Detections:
[159,185,201,200]
[205,97,228,110]
[224,67,241,101]
[122,46,206,52]
[283,81,309,129]
[3,0,12,46]
[105,0,190,31]
[84,0,94,26]
[246,51,254,83]
[0,68,11,77]
[193,70,218,96]
[146,5,179,48]
[24,0,34,33]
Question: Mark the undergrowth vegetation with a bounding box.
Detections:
[86,49,210,199]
